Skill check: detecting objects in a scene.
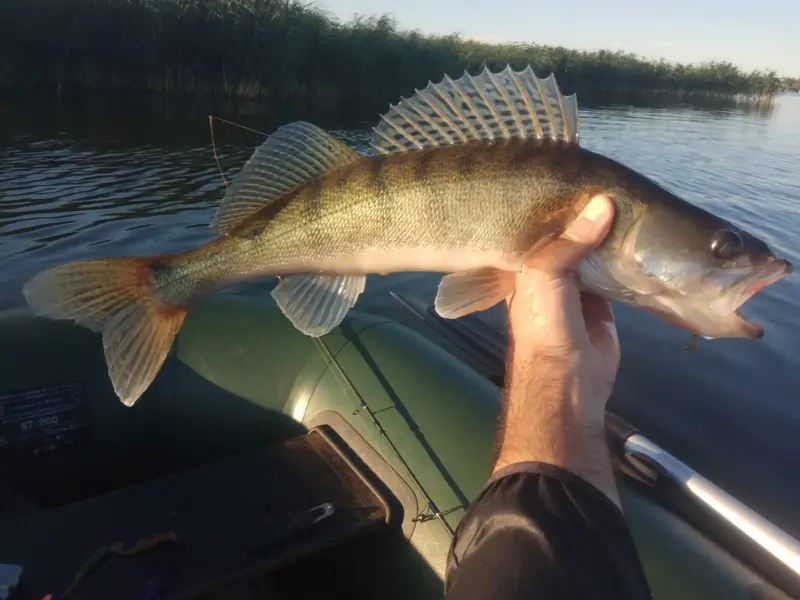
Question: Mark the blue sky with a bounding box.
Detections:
[313,0,798,76]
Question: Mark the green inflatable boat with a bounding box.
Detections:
[0,291,798,599]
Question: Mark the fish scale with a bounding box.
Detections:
[22,65,791,407]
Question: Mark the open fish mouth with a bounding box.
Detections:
[725,257,793,338]
[641,257,792,340]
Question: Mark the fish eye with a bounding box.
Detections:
[711,229,744,260]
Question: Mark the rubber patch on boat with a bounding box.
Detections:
[0,382,89,458]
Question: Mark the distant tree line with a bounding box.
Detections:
[780,78,800,92]
[0,0,784,108]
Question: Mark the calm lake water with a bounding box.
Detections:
[1,93,799,536]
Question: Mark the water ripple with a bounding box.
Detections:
[1,96,800,536]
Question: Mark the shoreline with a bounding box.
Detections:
[0,1,786,105]
[0,84,779,145]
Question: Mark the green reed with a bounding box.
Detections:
[0,0,783,105]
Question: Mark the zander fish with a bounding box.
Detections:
[23,65,792,407]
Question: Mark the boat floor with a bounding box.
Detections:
[0,427,397,599]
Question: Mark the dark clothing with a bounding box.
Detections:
[444,463,653,599]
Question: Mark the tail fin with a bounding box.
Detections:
[22,258,187,407]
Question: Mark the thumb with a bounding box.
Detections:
[528,194,615,276]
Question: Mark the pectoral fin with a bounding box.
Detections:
[434,268,515,319]
[272,274,366,337]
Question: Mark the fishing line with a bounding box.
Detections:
[311,336,456,538]
[206,115,268,191]
[209,115,268,138]
[208,115,229,190]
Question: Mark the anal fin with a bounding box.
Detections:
[272,274,366,337]
[434,268,515,319]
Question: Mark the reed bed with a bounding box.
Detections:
[0,0,784,105]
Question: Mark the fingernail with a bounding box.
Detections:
[562,195,612,244]
[581,195,609,222]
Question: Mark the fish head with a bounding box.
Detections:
[585,188,792,339]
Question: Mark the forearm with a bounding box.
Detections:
[494,347,620,507]
[444,195,651,599]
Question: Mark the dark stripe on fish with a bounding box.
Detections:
[456,145,480,179]
[414,149,437,182]
[308,175,335,248]
[369,153,389,197]
[333,162,358,190]
[231,187,302,239]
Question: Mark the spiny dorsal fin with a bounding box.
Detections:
[370,65,580,155]
[212,121,359,234]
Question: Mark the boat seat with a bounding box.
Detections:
[0,426,396,599]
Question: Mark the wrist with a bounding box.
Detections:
[494,353,619,505]
[508,347,603,424]
[496,368,598,469]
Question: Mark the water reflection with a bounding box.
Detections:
[1,93,799,538]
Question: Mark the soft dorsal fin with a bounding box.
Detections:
[212,121,360,234]
[370,65,579,155]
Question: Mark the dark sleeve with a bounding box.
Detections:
[444,462,652,600]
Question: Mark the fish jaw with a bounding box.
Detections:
[713,257,792,338]
[589,181,795,340]
[636,257,792,339]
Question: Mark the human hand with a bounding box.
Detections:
[506,194,619,423]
